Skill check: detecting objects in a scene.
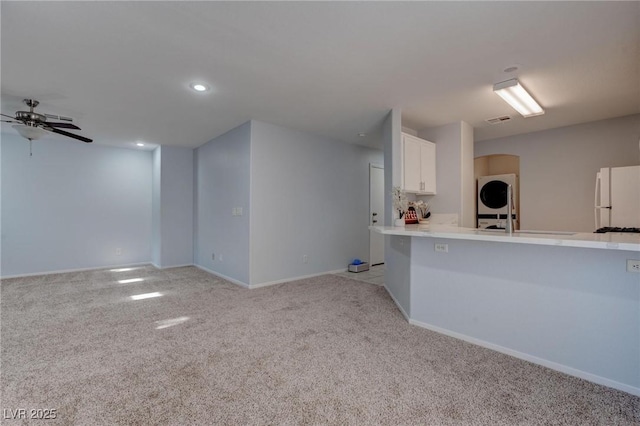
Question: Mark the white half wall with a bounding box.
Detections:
[249,121,383,286]
[409,237,640,395]
[1,134,152,276]
[475,114,640,232]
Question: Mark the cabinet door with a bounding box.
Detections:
[403,135,422,192]
[421,141,436,194]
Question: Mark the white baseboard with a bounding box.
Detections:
[1,262,152,279]
[194,265,250,288]
[383,285,410,321]
[194,266,348,290]
[250,269,346,289]
[154,263,194,270]
[409,318,640,398]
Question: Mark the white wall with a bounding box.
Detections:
[475,114,640,232]
[157,146,194,268]
[194,122,251,285]
[1,134,152,276]
[250,121,383,286]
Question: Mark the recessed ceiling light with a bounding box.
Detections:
[136,142,145,147]
[189,82,210,92]
[358,132,367,138]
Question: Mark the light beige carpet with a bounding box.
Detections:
[1,266,638,425]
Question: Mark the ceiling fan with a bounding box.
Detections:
[1,99,92,143]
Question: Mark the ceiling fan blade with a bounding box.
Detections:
[1,113,17,119]
[1,120,18,123]
[48,127,93,143]
[45,122,81,130]
[43,113,73,122]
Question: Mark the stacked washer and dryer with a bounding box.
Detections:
[477,173,519,229]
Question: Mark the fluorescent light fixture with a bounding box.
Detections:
[189,82,210,92]
[493,79,544,117]
[13,124,48,141]
[136,142,145,147]
[130,292,162,301]
[155,316,190,330]
[118,278,144,284]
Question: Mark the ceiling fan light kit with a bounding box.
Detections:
[12,123,48,141]
[493,78,544,118]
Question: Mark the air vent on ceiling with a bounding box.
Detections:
[485,115,512,125]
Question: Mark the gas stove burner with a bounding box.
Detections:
[594,227,640,233]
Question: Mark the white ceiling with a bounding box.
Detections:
[1,2,638,150]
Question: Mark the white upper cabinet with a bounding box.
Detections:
[401,133,436,195]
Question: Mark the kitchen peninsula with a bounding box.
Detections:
[371,224,640,396]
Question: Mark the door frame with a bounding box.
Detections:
[369,163,384,266]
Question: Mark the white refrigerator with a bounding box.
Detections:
[594,165,640,229]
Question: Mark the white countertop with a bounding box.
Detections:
[370,224,640,251]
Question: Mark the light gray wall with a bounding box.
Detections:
[419,121,475,226]
[194,122,251,284]
[475,114,640,232]
[410,237,639,393]
[250,121,383,286]
[460,122,475,228]
[159,146,194,268]
[385,109,402,224]
[1,134,152,276]
[152,147,161,266]
[382,109,412,316]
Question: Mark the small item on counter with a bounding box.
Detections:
[348,259,369,273]
[404,207,419,224]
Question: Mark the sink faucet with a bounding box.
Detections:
[505,184,514,234]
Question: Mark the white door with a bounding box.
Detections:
[370,164,385,265]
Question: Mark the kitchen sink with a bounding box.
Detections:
[516,230,575,235]
[476,228,575,236]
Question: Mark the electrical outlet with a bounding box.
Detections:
[302,255,308,264]
[434,243,448,253]
[232,208,237,216]
[237,207,243,216]
[115,248,122,256]
[627,259,640,273]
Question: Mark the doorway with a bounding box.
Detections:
[369,164,384,266]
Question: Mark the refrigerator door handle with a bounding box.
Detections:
[594,172,601,229]
[594,172,613,229]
